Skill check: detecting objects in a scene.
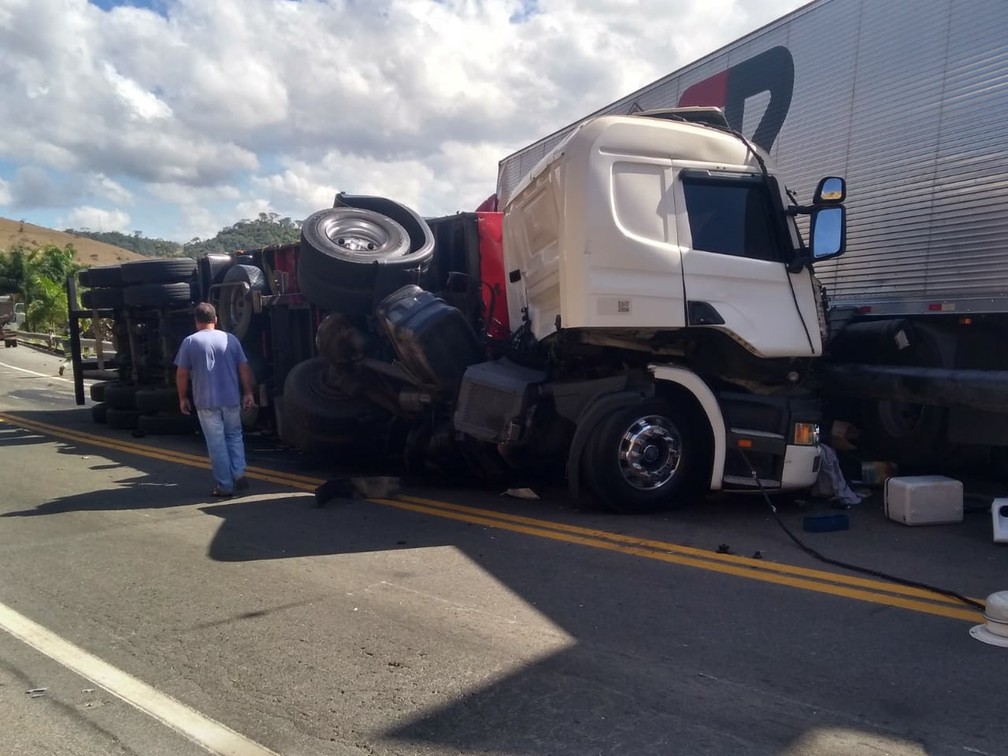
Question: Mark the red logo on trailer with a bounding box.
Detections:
[677,46,794,152]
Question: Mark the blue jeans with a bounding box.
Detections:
[197,405,246,491]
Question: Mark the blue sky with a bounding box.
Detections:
[88,0,158,10]
[0,0,807,242]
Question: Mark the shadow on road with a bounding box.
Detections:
[1,406,1004,754]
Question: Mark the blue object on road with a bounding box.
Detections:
[802,513,850,532]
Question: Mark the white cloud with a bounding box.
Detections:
[60,205,131,233]
[0,0,808,240]
[89,174,133,205]
[102,61,173,122]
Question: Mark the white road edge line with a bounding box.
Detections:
[0,360,72,381]
[0,601,277,756]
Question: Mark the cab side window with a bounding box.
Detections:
[683,176,783,263]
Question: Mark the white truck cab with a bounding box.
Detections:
[486,108,845,511]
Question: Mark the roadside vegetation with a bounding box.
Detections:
[0,243,81,333]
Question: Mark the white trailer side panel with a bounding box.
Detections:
[497,0,1008,315]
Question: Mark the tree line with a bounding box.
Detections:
[67,212,303,259]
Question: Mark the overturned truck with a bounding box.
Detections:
[68,108,846,512]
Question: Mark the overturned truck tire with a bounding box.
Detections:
[79,265,124,289]
[81,287,123,310]
[137,413,199,435]
[123,282,193,309]
[280,357,388,453]
[91,402,108,424]
[106,407,142,430]
[297,202,434,318]
[120,258,197,285]
[135,387,179,414]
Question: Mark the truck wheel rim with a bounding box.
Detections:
[617,415,681,490]
[323,217,400,259]
[223,285,251,335]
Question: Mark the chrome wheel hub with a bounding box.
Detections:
[617,415,681,490]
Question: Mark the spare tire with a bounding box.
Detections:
[218,264,267,339]
[298,205,434,314]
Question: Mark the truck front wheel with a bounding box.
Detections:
[583,398,698,514]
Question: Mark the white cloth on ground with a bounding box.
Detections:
[811,444,864,506]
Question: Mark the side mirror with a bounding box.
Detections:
[810,206,845,260]
[814,177,845,205]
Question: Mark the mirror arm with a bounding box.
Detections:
[787,257,810,274]
[787,204,816,216]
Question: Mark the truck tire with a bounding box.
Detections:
[106,407,142,430]
[79,265,123,288]
[292,275,375,320]
[89,381,110,402]
[91,402,108,424]
[137,413,199,435]
[837,323,949,466]
[217,264,266,339]
[123,282,193,308]
[135,387,179,414]
[298,206,432,314]
[582,398,698,514]
[81,287,123,310]
[104,383,139,410]
[281,357,384,443]
[858,397,946,467]
[120,258,196,285]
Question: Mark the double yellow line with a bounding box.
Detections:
[0,411,984,624]
[0,412,321,492]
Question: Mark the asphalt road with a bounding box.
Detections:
[0,345,1006,756]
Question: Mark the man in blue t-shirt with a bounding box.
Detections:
[174,302,256,497]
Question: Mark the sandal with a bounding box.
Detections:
[211,486,234,498]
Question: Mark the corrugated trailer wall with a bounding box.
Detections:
[496,0,1008,316]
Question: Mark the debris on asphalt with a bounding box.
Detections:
[314,476,400,506]
[501,487,539,499]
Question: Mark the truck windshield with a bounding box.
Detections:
[683,175,787,263]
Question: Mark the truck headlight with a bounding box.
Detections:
[793,422,820,446]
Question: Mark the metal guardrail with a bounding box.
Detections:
[6,330,115,354]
